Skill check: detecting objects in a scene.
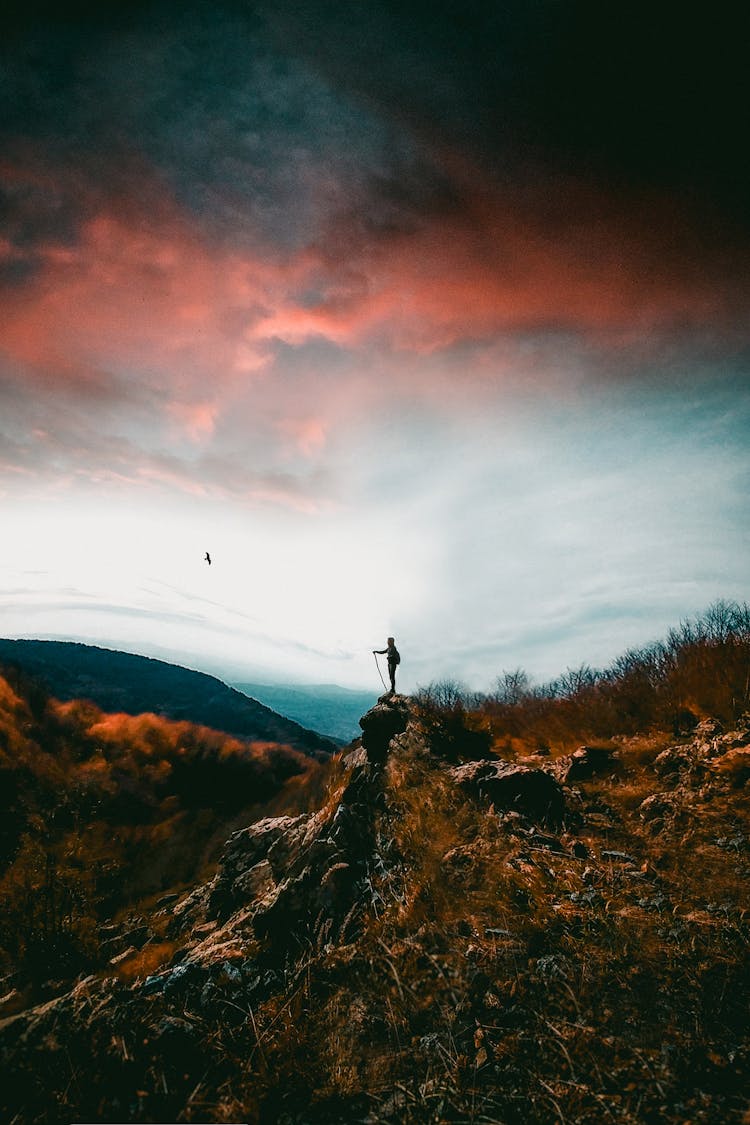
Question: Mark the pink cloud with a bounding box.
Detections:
[2,156,747,511]
[0,174,298,419]
[167,401,219,442]
[239,140,746,362]
[3,158,742,410]
[277,417,328,457]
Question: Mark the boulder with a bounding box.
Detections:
[359,697,411,762]
[554,745,618,784]
[194,750,383,956]
[207,815,305,920]
[450,760,567,827]
[638,793,675,821]
[654,745,692,775]
[713,747,750,786]
[695,717,723,737]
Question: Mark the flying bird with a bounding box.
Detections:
[205,552,211,565]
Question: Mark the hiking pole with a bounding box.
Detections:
[373,652,389,692]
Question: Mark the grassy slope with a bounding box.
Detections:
[204,724,748,1124]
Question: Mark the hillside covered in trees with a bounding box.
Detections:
[0,639,338,755]
[0,666,323,996]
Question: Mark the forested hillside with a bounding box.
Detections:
[0,665,320,994]
[0,640,336,757]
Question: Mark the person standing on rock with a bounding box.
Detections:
[373,637,400,695]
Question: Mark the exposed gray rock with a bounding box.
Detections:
[156,891,181,908]
[450,760,566,827]
[654,745,693,775]
[638,793,675,821]
[601,850,637,864]
[192,920,219,936]
[108,946,138,967]
[342,746,369,771]
[171,750,387,959]
[232,857,276,902]
[206,815,305,920]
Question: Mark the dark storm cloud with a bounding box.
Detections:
[0,0,440,259]
[1,0,749,414]
[260,1,750,225]
[3,0,748,282]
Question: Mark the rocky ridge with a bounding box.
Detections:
[1,698,749,1124]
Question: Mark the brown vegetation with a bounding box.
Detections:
[0,668,316,988]
[210,719,748,1124]
[426,599,750,757]
[1,603,749,1123]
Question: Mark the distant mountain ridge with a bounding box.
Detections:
[233,681,377,742]
[0,639,336,758]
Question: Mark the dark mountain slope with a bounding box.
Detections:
[0,639,335,758]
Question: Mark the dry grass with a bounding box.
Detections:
[3,610,750,1123]
[112,940,181,981]
[205,727,750,1124]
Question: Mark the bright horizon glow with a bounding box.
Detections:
[0,491,438,689]
[2,373,747,693]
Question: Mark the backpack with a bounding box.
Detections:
[391,647,401,665]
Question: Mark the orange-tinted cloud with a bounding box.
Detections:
[0,168,296,425]
[3,158,744,408]
[277,416,328,457]
[262,178,746,356]
[2,156,747,513]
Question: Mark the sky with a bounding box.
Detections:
[1,1,748,693]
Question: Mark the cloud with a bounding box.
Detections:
[259,175,749,361]
[259,0,750,231]
[166,402,219,443]
[2,0,747,415]
[0,184,282,390]
[0,0,748,530]
[1,133,748,518]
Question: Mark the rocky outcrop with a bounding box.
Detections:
[164,701,416,962]
[359,695,411,761]
[3,695,750,1125]
[450,760,567,827]
[172,746,386,962]
[653,716,750,780]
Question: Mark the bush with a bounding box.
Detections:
[482,601,750,752]
[414,680,492,761]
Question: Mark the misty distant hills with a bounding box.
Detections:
[233,681,378,742]
[0,639,336,758]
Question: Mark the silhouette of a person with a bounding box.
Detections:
[373,637,400,694]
